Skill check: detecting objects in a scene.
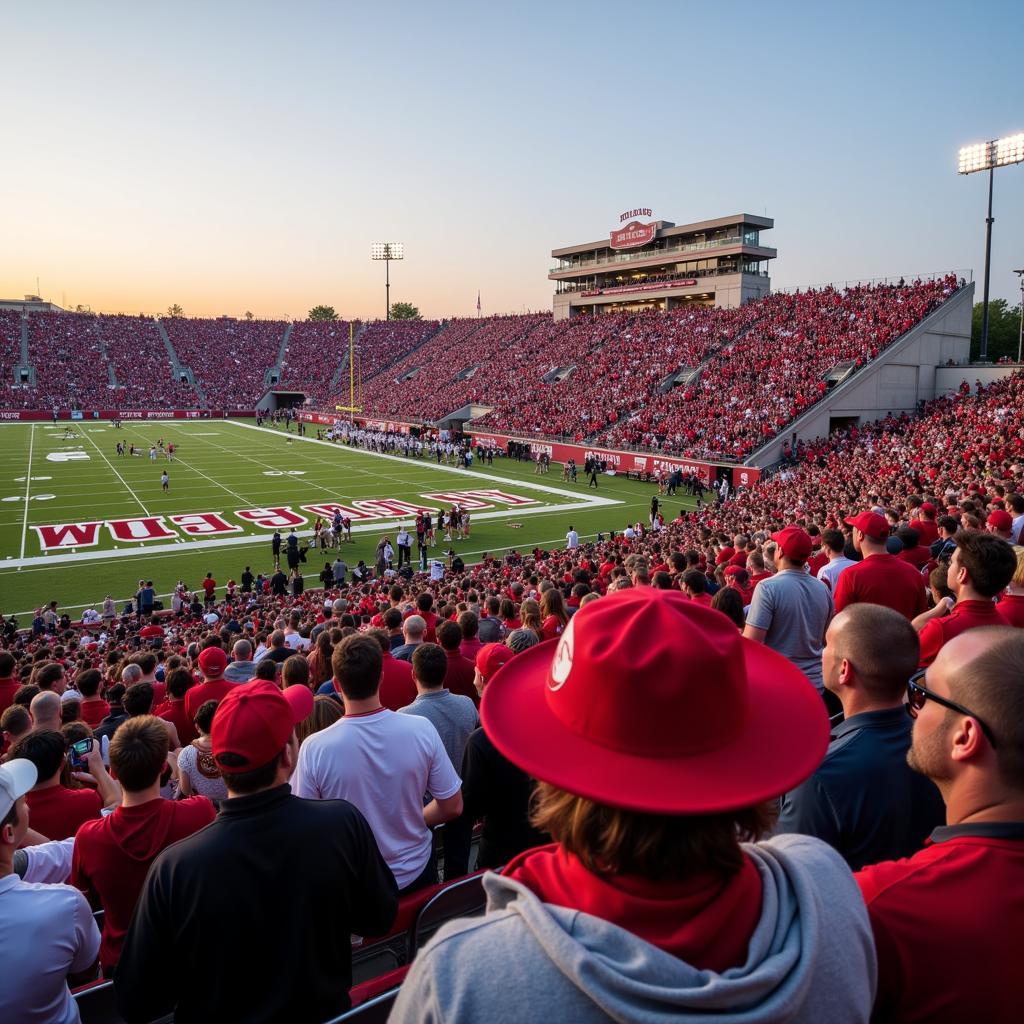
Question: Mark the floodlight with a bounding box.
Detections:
[371,243,405,261]
[995,133,1024,169]
[956,132,1024,360]
[370,242,405,319]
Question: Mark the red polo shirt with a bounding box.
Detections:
[833,553,927,619]
[856,823,1024,1023]
[378,653,416,711]
[80,697,111,729]
[71,795,216,969]
[917,598,1004,668]
[184,677,237,719]
[26,784,103,840]
[688,592,714,607]
[154,696,198,745]
[996,594,1024,628]
[0,676,20,715]
[443,649,478,705]
[911,518,939,547]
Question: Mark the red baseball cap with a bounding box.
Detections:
[476,642,516,682]
[724,565,745,578]
[211,680,313,773]
[844,511,890,542]
[770,526,814,561]
[480,589,828,814]
[197,646,228,678]
[987,509,1013,532]
[920,502,937,515]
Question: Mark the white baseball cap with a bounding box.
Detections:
[0,760,37,822]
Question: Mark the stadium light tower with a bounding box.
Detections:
[957,132,1024,361]
[370,242,404,320]
[1015,269,1024,365]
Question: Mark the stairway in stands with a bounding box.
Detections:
[154,317,206,406]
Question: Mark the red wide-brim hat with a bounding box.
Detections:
[481,589,829,815]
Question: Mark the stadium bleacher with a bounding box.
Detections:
[4,365,1024,1021]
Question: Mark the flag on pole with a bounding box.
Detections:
[476,290,481,316]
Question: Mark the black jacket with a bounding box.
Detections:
[115,784,398,1023]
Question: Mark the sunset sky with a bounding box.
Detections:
[2,1,1022,321]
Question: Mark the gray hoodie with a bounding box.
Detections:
[388,834,875,1023]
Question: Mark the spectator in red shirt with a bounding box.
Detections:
[202,573,217,605]
[834,511,928,619]
[184,647,235,719]
[9,730,120,840]
[409,592,438,643]
[71,715,216,973]
[857,627,1024,1023]
[986,508,1016,543]
[997,549,1024,627]
[915,530,1015,667]
[681,569,714,606]
[539,589,569,641]
[76,669,110,729]
[154,666,198,746]
[437,621,478,705]
[365,628,416,711]
[0,651,18,715]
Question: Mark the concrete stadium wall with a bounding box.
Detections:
[934,364,1022,395]
[749,282,974,464]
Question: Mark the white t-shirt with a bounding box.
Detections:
[292,708,461,889]
[565,530,579,549]
[0,876,100,1024]
[283,630,311,652]
[817,556,857,592]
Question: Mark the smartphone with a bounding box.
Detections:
[69,737,93,771]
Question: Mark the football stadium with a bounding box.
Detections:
[2,6,1024,1024]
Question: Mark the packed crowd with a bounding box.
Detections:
[1,367,1022,1022]
[24,313,114,410]
[476,303,763,438]
[598,275,963,458]
[162,317,285,410]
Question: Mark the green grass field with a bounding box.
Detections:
[0,418,692,617]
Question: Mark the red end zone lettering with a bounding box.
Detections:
[300,503,376,522]
[419,492,492,510]
[235,507,308,529]
[352,499,439,518]
[458,489,538,506]
[33,522,103,550]
[107,517,177,542]
[169,513,241,536]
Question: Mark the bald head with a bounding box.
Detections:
[827,604,920,701]
[935,626,1024,789]
[403,615,426,642]
[30,690,61,730]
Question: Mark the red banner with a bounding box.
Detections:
[609,220,657,250]
[468,432,760,489]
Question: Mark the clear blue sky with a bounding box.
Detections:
[2,1,1022,319]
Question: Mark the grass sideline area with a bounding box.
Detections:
[0,418,696,618]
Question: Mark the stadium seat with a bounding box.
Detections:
[323,986,401,1024]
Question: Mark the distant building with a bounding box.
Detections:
[0,295,63,313]
[550,212,775,319]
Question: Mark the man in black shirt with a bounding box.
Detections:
[115,680,398,1024]
[240,566,254,594]
[461,644,548,868]
[778,603,946,869]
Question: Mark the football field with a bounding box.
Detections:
[0,418,685,618]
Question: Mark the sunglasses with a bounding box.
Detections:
[906,669,998,749]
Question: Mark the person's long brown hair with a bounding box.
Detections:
[531,782,776,882]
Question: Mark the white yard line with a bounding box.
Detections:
[17,424,35,565]
[1,495,612,570]
[80,429,151,515]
